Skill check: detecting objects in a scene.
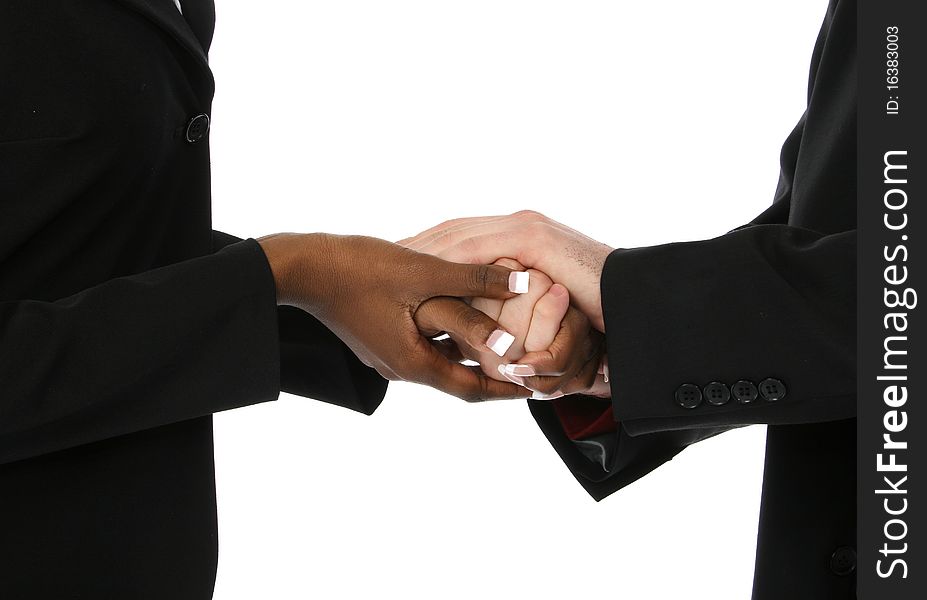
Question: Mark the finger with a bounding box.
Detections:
[523,283,570,352]
[523,341,605,400]
[433,233,607,333]
[469,257,527,322]
[442,329,494,371]
[405,210,560,255]
[399,216,499,248]
[554,350,603,396]
[524,359,601,401]
[492,269,551,360]
[410,211,560,260]
[398,215,510,250]
[414,297,518,360]
[417,343,529,402]
[431,231,533,267]
[492,257,526,271]
[470,296,503,322]
[425,257,530,301]
[500,309,601,394]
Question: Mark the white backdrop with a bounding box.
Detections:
[207,2,826,598]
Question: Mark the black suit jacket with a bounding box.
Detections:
[0,1,386,597]
[530,0,856,598]
[3,1,856,598]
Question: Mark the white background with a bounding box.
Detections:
[208,1,826,598]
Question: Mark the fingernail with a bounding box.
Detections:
[486,329,515,357]
[530,390,565,400]
[503,364,536,377]
[508,271,530,294]
[497,364,525,386]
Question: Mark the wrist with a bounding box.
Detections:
[257,233,317,307]
[258,233,354,317]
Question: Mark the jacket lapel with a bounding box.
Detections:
[113,0,210,68]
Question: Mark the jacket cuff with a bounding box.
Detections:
[599,226,855,436]
[221,233,387,416]
[529,399,705,501]
[195,238,282,413]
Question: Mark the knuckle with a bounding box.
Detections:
[476,376,493,402]
[513,209,545,224]
[466,264,491,295]
[458,309,490,342]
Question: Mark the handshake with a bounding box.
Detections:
[258,211,614,402]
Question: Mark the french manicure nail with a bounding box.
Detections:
[486,329,515,357]
[503,364,536,377]
[497,364,525,386]
[508,271,530,294]
[530,390,565,400]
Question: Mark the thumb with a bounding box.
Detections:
[425,257,530,301]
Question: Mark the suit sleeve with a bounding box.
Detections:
[601,224,855,435]
[0,238,282,465]
[528,0,856,501]
[0,232,388,467]
[211,230,388,415]
[529,223,855,501]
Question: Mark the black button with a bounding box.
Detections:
[830,546,856,576]
[759,378,787,401]
[185,113,210,143]
[732,380,758,403]
[675,383,702,409]
[703,382,731,406]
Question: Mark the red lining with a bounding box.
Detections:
[551,396,618,440]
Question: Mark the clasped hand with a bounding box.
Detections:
[258,211,612,402]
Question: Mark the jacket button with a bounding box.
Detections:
[759,378,787,401]
[675,383,702,409]
[703,382,730,406]
[830,546,856,576]
[732,380,758,403]
[185,113,210,143]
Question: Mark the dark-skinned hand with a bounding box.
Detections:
[258,232,531,402]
